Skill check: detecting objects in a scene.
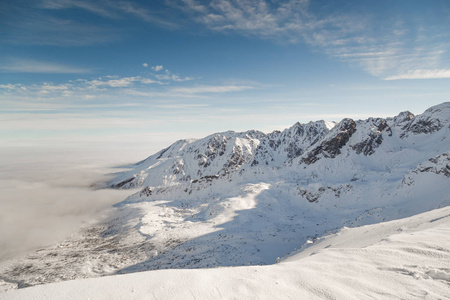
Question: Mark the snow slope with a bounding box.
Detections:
[2,205,450,300]
[107,103,449,191]
[0,102,449,290]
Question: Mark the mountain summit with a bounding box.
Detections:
[110,102,449,190]
[104,102,450,270]
[2,103,449,288]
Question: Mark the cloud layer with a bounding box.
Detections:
[175,0,450,79]
[0,147,132,262]
[385,69,450,80]
[0,58,92,74]
[2,1,448,79]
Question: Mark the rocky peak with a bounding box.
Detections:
[400,102,449,137]
[108,103,449,189]
[351,118,392,156]
[300,118,357,164]
[392,111,414,125]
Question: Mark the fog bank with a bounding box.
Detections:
[0,141,166,262]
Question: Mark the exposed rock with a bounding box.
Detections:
[402,152,450,185]
[301,118,357,164]
[352,119,392,156]
[108,103,448,189]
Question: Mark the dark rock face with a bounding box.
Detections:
[246,121,331,166]
[198,135,228,168]
[140,186,153,197]
[402,152,450,186]
[112,177,136,189]
[108,103,449,189]
[223,146,245,170]
[298,184,353,202]
[172,160,185,175]
[406,119,443,135]
[298,187,326,202]
[420,153,450,177]
[301,119,357,164]
[400,106,446,138]
[352,119,392,156]
[155,147,170,160]
[393,111,415,125]
[321,119,357,157]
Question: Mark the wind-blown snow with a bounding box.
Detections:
[2,206,449,299]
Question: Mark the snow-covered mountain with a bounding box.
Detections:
[108,103,448,191]
[3,205,450,299]
[108,119,336,189]
[1,102,449,290]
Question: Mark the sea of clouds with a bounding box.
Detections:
[0,139,169,262]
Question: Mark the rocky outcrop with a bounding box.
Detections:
[352,119,392,156]
[402,151,450,186]
[108,103,449,189]
[400,102,449,138]
[301,118,357,164]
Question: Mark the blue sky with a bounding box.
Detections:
[1,0,450,152]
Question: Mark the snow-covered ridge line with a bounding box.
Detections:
[108,102,449,190]
[1,102,449,290]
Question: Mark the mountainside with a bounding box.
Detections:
[108,103,448,190]
[3,205,450,300]
[1,102,449,290]
[109,119,336,189]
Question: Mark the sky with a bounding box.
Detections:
[1,0,450,152]
[0,0,450,264]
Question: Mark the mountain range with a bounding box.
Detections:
[1,102,449,290]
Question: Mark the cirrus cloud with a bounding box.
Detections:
[174,0,450,80]
[384,69,450,80]
[0,58,92,74]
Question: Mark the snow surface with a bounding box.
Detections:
[0,102,449,294]
[2,205,450,299]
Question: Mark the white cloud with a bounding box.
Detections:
[87,77,139,88]
[176,0,450,79]
[384,69,450,80]
[38,83,71,95]
[120,83,257,99]
[140,78,163,84]
[0,83,27,91]
[151,65,164,71]
[0,58,91,74]
[41,0,119,18]
[83,75,167,88]
[155,73,193,82]
[0,75,168,101]
[0,67,196,107]
[0,113,164,131]
[40,0,178,28]
[115,1,178,29]
[179,0,309,41]
[1,8,118,47]
[3,1,178,48]
[155,103,210,109]
[171,85,254,94]
[143,63,148,67]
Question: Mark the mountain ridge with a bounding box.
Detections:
[1,102,449,289]
[108,102,449,190]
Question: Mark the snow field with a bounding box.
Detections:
[2,206,449,300]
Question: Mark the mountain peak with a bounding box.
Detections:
[5,103,450,288]
[109,103,449,189]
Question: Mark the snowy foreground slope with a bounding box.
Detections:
[0,102,449,291]
[2,205,450,299]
